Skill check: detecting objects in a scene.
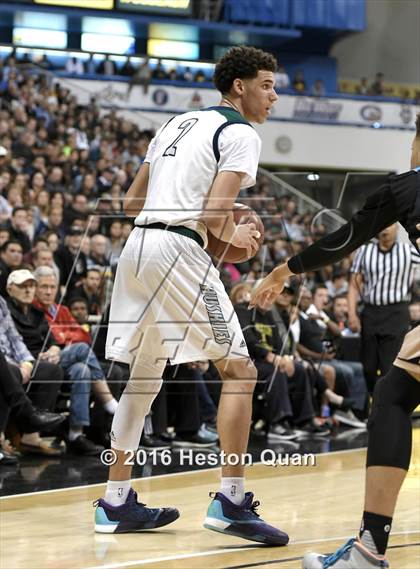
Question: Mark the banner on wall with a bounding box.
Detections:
[66,79,419,130]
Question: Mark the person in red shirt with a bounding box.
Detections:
[33,265,118,455]
[34,293,91,346]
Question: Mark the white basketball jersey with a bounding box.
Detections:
[134,106,261,246]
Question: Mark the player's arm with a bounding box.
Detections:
[203,170,242,239]
[123,162,149,217]
[286,183,399,274]
[202,171,259,257]
[250,182,399,307]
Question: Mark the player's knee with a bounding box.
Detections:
[125,376,163,396]
[367,366,419,470]
[218,359,257,393]
[370,365,420,416]
[125,357,163,393]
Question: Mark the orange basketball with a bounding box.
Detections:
[206,203,264,264]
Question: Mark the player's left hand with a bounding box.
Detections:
[249,263,293,308]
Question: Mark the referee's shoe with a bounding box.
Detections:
[94,489,179,533]
[302,537,389,568]
[204,491,289,545]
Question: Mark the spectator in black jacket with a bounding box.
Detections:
[7,278,56,359]
[68,268,102,314]
[54,226,87,296]
[0,240,23,297]
[63,194,89,230]
[7,207,31,254]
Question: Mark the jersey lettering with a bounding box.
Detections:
[163,118,198,157]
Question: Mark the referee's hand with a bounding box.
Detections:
[349,314,361,333]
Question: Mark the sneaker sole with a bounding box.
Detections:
[95,523,118,534]
[138,445,171,451]
[267,433,299,441]
[333,414,367,429]
[95,511,180,533]
[203,517,288,546]
[294,430,330,438]
[171,441,216,448]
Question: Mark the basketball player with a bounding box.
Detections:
[94,46,289,545]
[251,115,420,567]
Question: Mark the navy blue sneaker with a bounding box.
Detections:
[94,489,180,533]
[204,491,289,545]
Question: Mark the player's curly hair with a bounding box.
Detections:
[416,112,420,138]
[213,46,277,95]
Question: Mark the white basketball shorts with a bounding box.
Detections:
[105,227,250,367]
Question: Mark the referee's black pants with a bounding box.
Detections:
[361,303,410,393]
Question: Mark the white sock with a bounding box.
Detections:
[360,530,379,556]
[104,480,131,506]
[68,427,83,441]
[103,398,119,415]
[220,477,245,505]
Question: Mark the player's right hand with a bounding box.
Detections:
[249,263,293,308]
[231,223,260,258]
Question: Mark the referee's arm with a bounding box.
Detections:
[347,272,363,332]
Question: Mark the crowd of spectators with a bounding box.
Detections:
[343,72,420,103]
[2,49,420,103]
[1,50,330,98]
[0,58,419,469]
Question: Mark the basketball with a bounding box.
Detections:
[206,203,265,264]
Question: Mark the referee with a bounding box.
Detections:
[348,223,420,392]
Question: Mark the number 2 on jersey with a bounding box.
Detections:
[163,118,198,157]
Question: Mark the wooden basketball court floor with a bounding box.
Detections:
[1,431,419,569]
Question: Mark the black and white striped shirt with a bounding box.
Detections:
[351,242,420,306]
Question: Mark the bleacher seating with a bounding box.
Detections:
[224,0,365,31]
